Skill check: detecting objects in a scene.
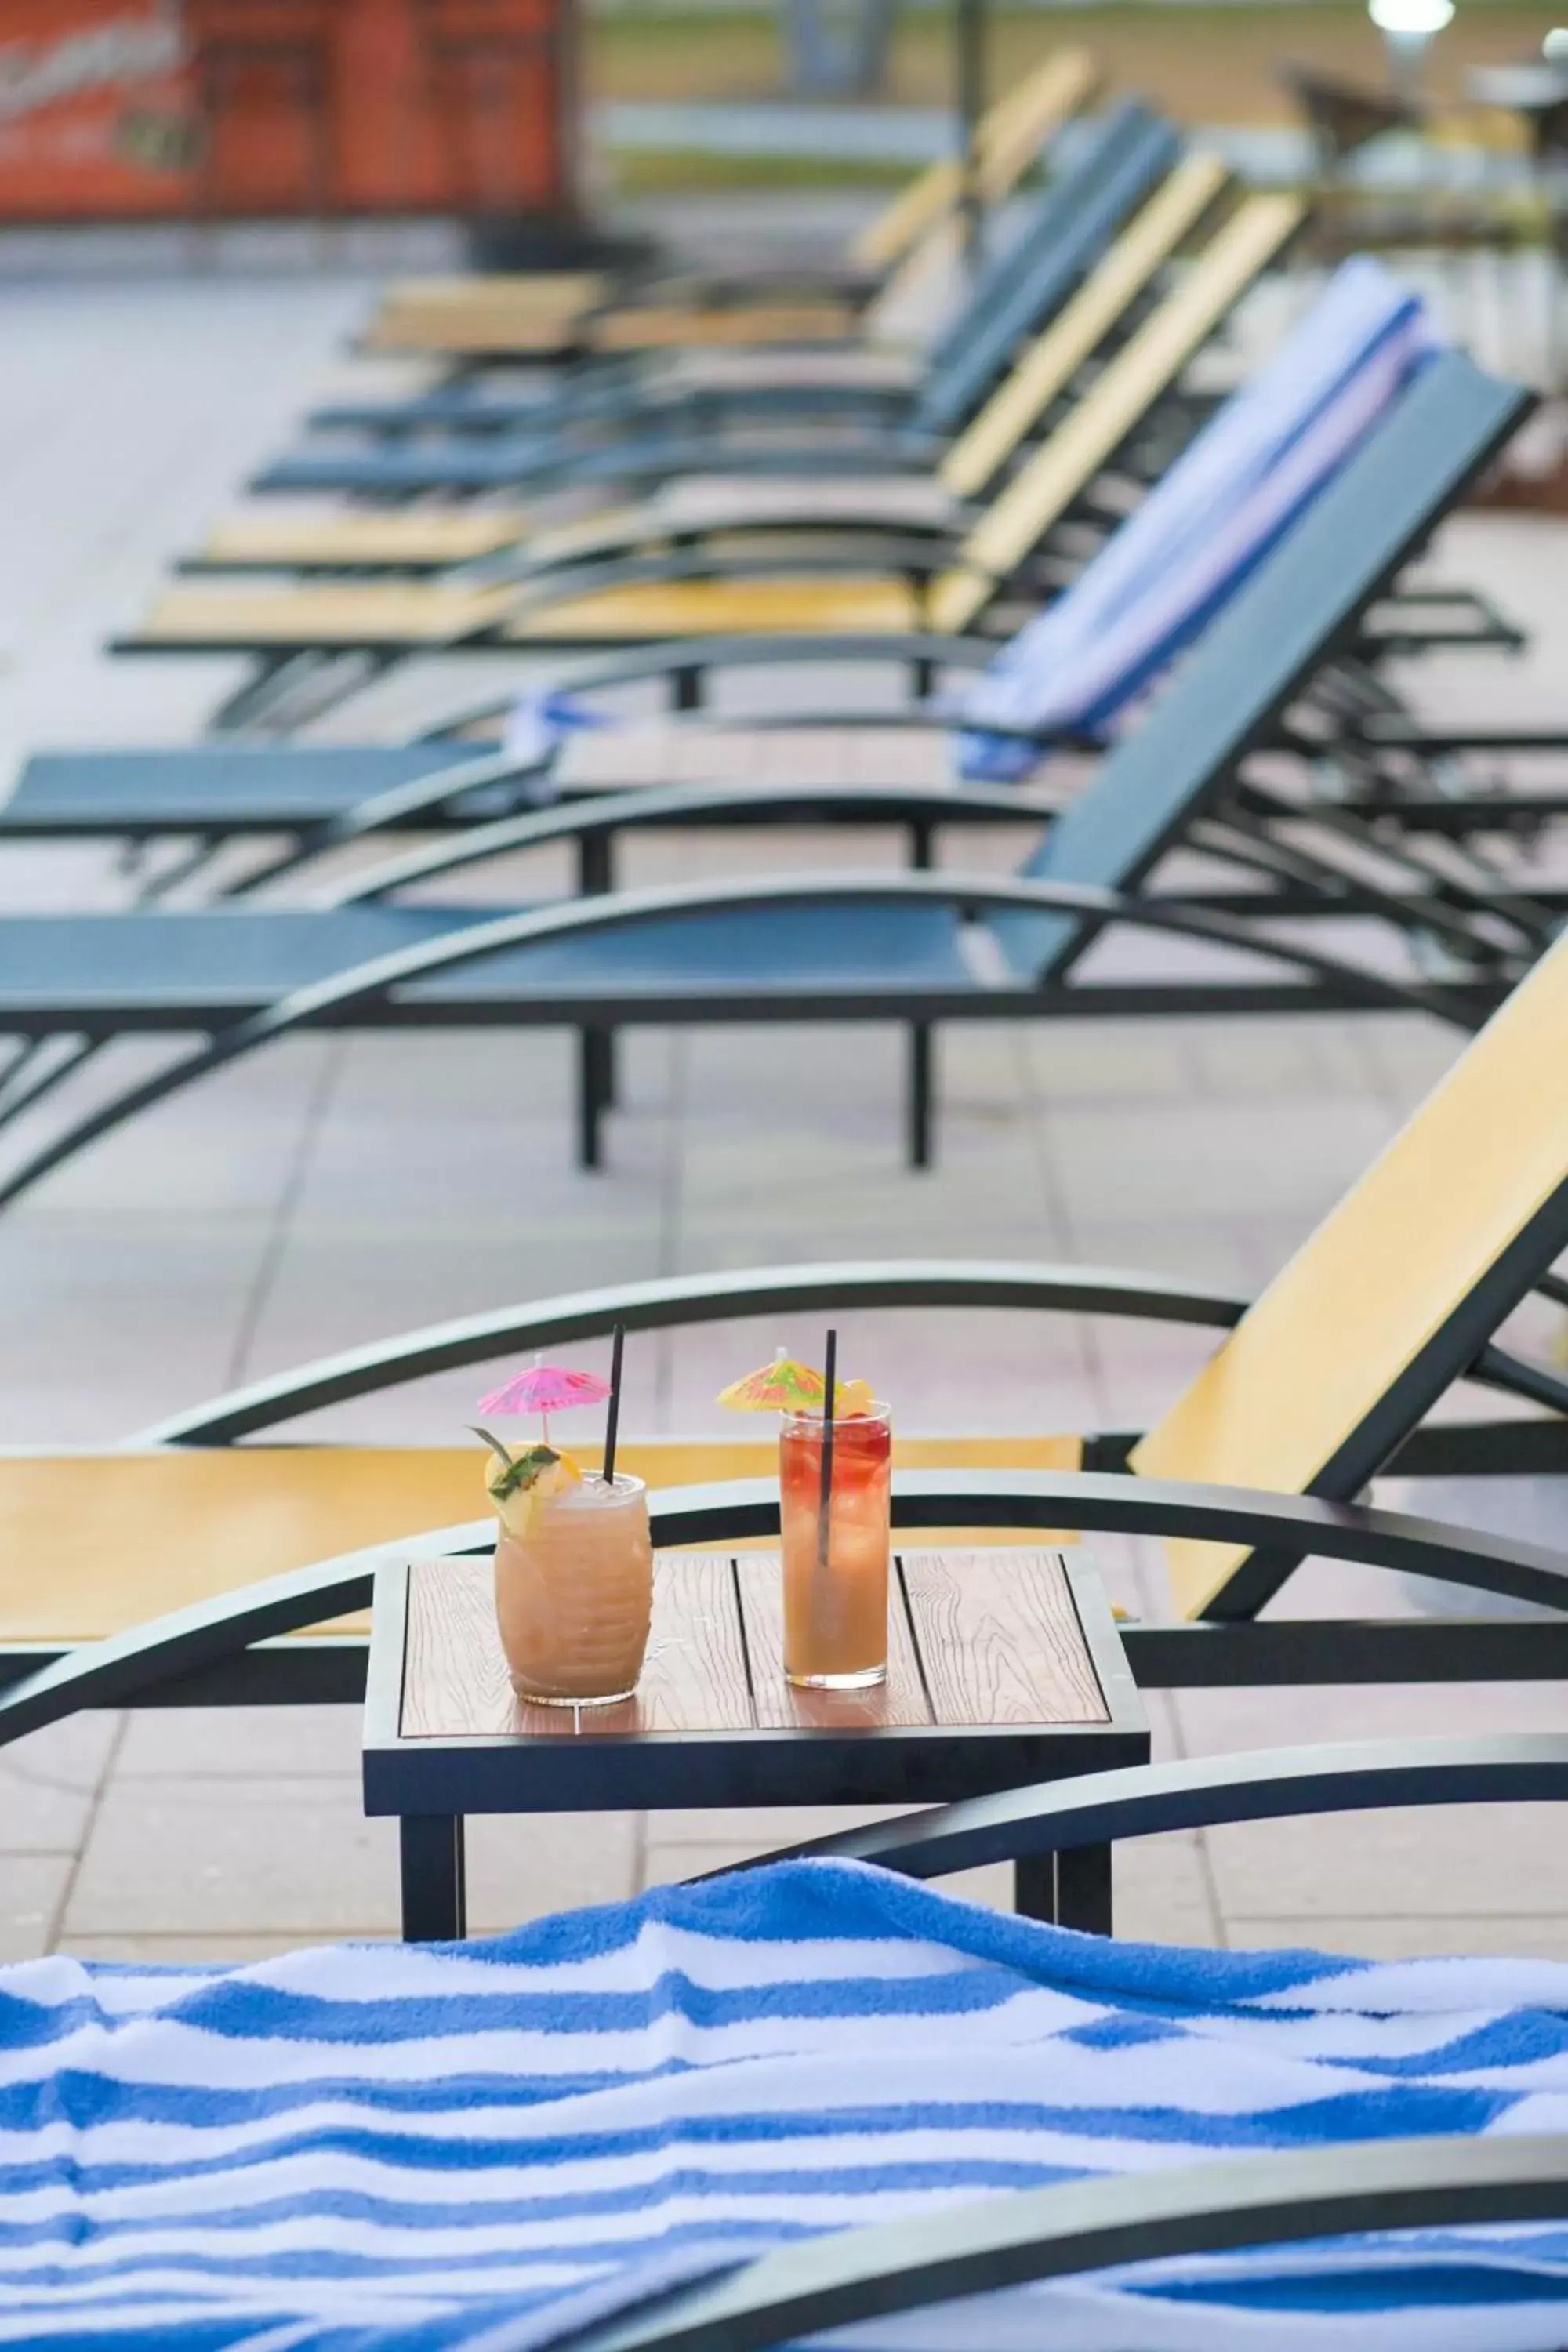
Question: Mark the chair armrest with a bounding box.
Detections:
[639,1468,1568,1614]
[12,1475,1567,1746]
[413,631,997,735]
[137,1265,1246,1445]
[739,1728,1568,1885]
[325,779,1067,905]
[563,2134,1568,2352]
[0,1520,492,1747]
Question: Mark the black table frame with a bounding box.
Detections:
[362,1551,1149,1940]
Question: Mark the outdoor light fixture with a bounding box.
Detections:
[1368,0,1454,103]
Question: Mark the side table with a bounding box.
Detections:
[364,1546,1149,1939]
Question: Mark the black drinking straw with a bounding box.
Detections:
[602,1325,626,1486]
[817,1327,838,1568]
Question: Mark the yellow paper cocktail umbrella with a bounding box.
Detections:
[717,1353,875,1417]
[717,1356,826,1413]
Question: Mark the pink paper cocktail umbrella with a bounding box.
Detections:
[477,1356,612,1447]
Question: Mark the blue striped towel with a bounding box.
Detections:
[3,1858,1566,2349]
[956,255,1439,779]
[503,260,1438,793]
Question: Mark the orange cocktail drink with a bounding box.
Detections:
[779,1405,891,1688]
[494,1472,653,1705]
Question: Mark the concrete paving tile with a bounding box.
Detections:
[1113,1834,1221,1947]
[62,1777,401,1940]
[1018,1024,1200,1103]
[463,1813,641,1933]
[1224,1915,1568,1963]
[1171,1681,1568,1758]
[0,1857,75,1961]
[646,1804,909,1850]
[660,1309,1098,1439]
[3,1037,336,1222]
[0,1714,121,1853]
[114,1707,365,1780]
[1044,1096,1396,1232]
[1204,1804,1568,1922]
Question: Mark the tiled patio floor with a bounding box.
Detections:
[0,263,1563,1964]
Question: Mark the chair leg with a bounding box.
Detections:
[576,829,615,898]
[906,1023,934,1169]
[578,1029,613,1167]
[1014,1855,1057,1922]
[1055,1843,1114,1936]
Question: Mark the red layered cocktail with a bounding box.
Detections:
[779,1403,891,1687]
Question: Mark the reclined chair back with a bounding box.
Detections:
[956,254,1440,773]
[909,101,1181,437]
[938,148,1232,501]
[988,348,1530,975]
[927,187,1306,635]
[1134,926,1568,1619]
[851,46,1101,274]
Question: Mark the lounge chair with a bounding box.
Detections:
[191,145,1232,583]
[1,1752,1564,2343]
[13,258,1480,898]
[356,47,1101,365]
[2,347,1530,1207]
[2,906,1565,1722]
[114,189,1305,731]
[241,103,1193,510]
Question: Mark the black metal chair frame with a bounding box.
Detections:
[289,105,1178,470]
[567,1730,1568,2347]
[562,2125,1568,2352]
[4,1257,1566,1731]
[2,352,1548,1198]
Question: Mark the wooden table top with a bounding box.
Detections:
[363,1549,1147,1817]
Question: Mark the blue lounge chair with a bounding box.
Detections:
[4,907,1566,1713]
[6,259,1484,893]
[250,104,1188,503]
[0,349,1539,1215]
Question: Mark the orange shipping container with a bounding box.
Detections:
[0,0,575,220]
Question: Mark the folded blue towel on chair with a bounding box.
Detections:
[2,1858,1565,2348]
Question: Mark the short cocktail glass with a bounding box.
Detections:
[779,1405,891,1688]
[494,1473,653,1705]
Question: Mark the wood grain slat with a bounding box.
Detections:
[736,1552,932,1731]
[902,1549,1109,1726]
[402,1555,506,1737]
[400,1552,753,1739]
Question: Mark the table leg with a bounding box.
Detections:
[1013,1854,1057,1922]
[401,1815,467,1941]
[1055,1842,1113,1936]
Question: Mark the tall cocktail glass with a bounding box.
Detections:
[779,1405,891,1688]
[494,1473,653,1704]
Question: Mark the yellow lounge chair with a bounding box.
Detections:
[2,924,1564,1686]
[361,51,1101,360]
[189,152,1232,582]
[121,191,1301,705]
